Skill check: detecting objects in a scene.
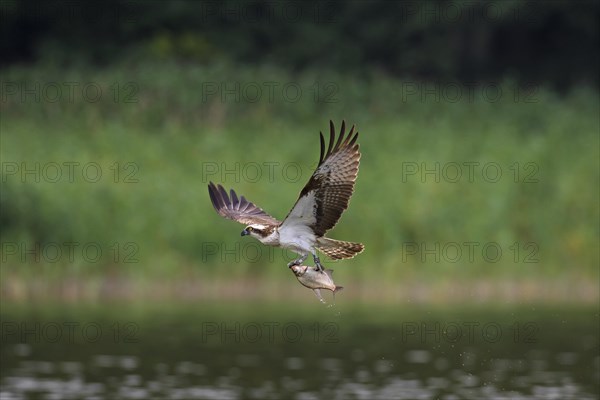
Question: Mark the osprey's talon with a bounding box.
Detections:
[288,254,308,268]
[313,256,324,272]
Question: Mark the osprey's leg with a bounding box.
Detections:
[312,252,324,272]
[287,253,308,268]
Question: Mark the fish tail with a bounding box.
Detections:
[333,286,344,293]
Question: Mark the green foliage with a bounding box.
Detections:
[2,0,599,89]
[1,62,598,289]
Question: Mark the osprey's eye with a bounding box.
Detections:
[247,227,253,231]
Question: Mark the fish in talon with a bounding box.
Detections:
[290,265,344,303]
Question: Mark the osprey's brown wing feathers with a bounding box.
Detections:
[281,120,360,236]
[208,182,280,226]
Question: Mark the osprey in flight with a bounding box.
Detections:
[208,120,364,271]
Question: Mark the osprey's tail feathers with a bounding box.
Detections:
[316,237,364,260]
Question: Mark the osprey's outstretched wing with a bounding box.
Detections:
[280,120,360,236]
[208,182,280,226]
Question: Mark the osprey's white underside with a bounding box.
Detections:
[251,190,319,257]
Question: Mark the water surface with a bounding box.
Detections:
[1,303,598,399]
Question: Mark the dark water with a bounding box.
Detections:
[1,303,598,399]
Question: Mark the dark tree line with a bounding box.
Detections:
[2,0,598,89]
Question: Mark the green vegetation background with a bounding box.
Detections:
[2,62,598,298]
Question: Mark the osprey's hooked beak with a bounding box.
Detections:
[241,229,249,236]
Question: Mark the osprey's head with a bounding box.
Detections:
[241,225,268,239]
[241,224,278,245]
